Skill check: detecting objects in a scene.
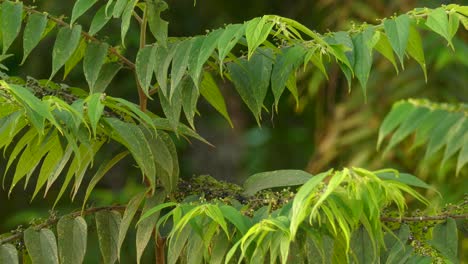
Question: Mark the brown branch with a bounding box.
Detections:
[20,4,135,70]
[380,214,468,222]
[0,205,127,245]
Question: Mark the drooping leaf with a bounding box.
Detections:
[159,81,182,134]
[147,0,169,47]
[383,14,410,68]
[243,170,314,196]
[170,39,193,100]
[227,49,273,124]
[64,38,87,79]
[152,117,210,144]
[352,27,375,99]
[24,228,59,264]
[350,226,377,264]
[94,63,122,93]
[406,25,427,81]
[200,72,232,127]
[120,0,138,46]
[245,16,274,59]
[377,102,415,149]
[89,4,112,36]
[21,13,48,64]
[0,244,18,264]
[86,93,105,137]
[135,45,157,96]
[426,8,453,48]
[181,77,199,129]
[57,216,87,264]
[51,25,83,80]
[154,43,178,97]
[217,23,245,75]
[105,118,156,186]
[96,210,122,264]
[271,45,307,110]
[136,191,166,264]
[189,29,223,88]
[429,218,458,263]
[112,0,127,17]
[373,32,399,73]
[71,0,98,25]
[84,42,109,93]
[383,224,412,264]
[1,1,22,55]
[117,192,145,260]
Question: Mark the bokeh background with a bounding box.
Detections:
[1,0,466,262]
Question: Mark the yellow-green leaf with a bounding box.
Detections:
[200,72,232,127]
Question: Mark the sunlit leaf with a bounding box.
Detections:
[200,72,232,127]
[426,8,453,48]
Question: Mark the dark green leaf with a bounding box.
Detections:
[51,25,82,80]
[429,218,458,263]
[112,0,127,17]
[84,42,109,93]
[147,0,169,47]
[170,39,193,100]
[24,228,59,264]
[96,210,122,264]
[94,63,122,93]
[189,29,223,88]
[57,216,87,264]
[89,4,112,36]
[244,170,313,196]
[71,0,98,25]
[159,81,182,134]
[64,38,87,79]
[378,102,415,149]
[1,1,22,55]
[377,172,431,189]
[154,43,178,97]
[136,45,157,96]
[118,193,145,260]
[120,0,138,46]
[21,13,48,64]
[350,226,377,264]
[86,93,105,137]
[181,77,199,129]
[457,144,468,175]
[352,27,375,99]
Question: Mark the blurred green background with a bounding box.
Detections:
[1,0,467,262]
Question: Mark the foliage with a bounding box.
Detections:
[0,0,466,263]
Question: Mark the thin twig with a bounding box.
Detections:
[380,214,468,222]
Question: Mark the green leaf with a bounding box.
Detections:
[152,117,210,144]
[136,191,167,264]
[245,16,274,59]
[271,45,307,110]
[105,96,156,131]
[219,205,251,235]
[384,224,412,264]
[159,81,182,134]
[120,0,138,46]
[86,93,105,137]
[171,39,193,100]
[89,4,112,36]
[0,244,18,264]
[147,0,169,47]
[442,117,467,165]
[290,170,331,238]
[373,32,399,73]
[118,192,145,260]
[21,13,48,64]
[96,210,122,264]
[377,102,415,150]
[217,23,245,75]
[136,45,157,96]
[51,25,82,80]
[24,228,59,264]
[57,216,87,264]
[181,77,199,129]
[82,151,129,207]
[105,118,156,186]
[425,113,462,160]
[383,14,410,68]
[350,226,377,264]
[94,63,122,93]
[154,43,178,97]
[406,25,427,81]
[84,42,109,93]
[429,218,458,263]
[112,0,127,17]
[200,72,232,127]
[227,49,273,124]
[426,8,453,49]
[457,143,468,175]
[352,27,375,99]
[1,1,22,55]
[149,131,179,192]
[64,38,87,80]
[189,29,223,88]
[376,172,431,189]
[71,0,98,25]
[210,232,230,264]
[243,170,313,196]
